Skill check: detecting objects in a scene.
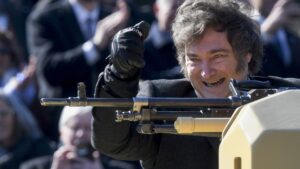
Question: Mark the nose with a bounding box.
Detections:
[75,129,85,138]
[73,128,91,146]
[200,61,216,79]
[75,128,91,141]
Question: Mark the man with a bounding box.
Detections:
[27,0,130,98]
[20,106,141,169]
[91,0,300,169]
[141,0,183,80]
[51,106,102,169]
[26,0,130,141]
[0,88,53,169]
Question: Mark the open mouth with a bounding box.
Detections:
[202,78,226,87]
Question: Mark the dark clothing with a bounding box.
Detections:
[141,22,182,80]
[92,68,219,169]
[92,68,300,169]
[26,0,111,142]
[19,153,141,169]
[0,135,53,169]
[0,0,38,62]
[259,30,300,78]
[26,0,110,98]
[250,76,300,88]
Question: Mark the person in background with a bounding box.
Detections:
[250,0,300,78]
[141,0,184,80]
[0,31,47,139]
[0,31,23,86]
[0,0,39,62]
[26,0,131,99]
[26,0,131,141]
[91,0,300,169]
[20,106,142,169]
[0,89,53,169]
[0,31,36,107]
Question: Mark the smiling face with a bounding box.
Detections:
[185,28,251,98]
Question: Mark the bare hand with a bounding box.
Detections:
[261,0,300,35]
[51,146,103,169]
[92,0,130,50]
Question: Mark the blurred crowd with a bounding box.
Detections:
[0,0,299,168]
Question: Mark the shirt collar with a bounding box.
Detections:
[69,0,100,23]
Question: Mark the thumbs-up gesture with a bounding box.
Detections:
[109,21,150,78]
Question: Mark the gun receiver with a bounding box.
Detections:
[40,81,293,136]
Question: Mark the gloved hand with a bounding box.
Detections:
[109,21,150,79]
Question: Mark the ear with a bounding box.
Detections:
[246,53,252,63]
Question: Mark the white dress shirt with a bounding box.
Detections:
[69,0,101,66]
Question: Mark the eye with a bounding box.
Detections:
[214,54,224,58]
[190,58,200,62]
[69,125,78,131]
[187,55,201,63]
[212,54,226,62]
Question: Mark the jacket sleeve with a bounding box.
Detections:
[26,8,92,87]
[91,65,159,163]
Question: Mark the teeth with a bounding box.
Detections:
[203,78,225,87]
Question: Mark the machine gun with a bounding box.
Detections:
[40,79,292,136]
[41,80,300,168]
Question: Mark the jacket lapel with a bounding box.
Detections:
[59,0,85,44]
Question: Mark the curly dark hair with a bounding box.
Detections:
[172,0,262,76]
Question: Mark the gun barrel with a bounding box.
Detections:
[41,97,133,107]
[40,98,70,106]
[135,97,244,107]
[41,97,245,107]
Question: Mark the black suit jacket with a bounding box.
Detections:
[92,67,300,169]
[92,71,220,169]
[259,30,300,78]
[27,0,110,98]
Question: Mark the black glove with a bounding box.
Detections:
[109,21,150,79]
